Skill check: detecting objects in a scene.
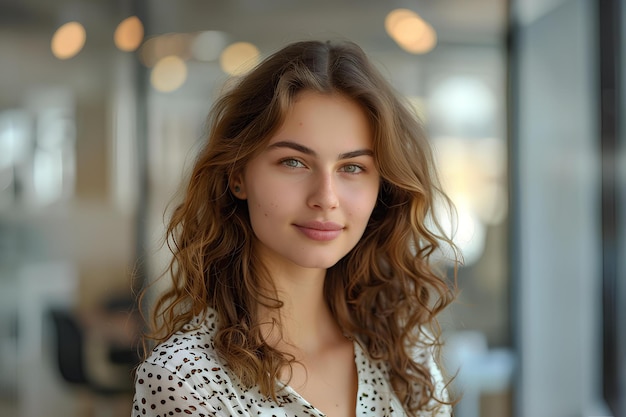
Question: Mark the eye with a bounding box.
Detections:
[280,158,306,168]
[340,164,364,174]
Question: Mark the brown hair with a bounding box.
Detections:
[143,40,458,415]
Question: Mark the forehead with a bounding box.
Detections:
[267,91,373,150]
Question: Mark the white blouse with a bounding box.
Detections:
[132,310,451,417]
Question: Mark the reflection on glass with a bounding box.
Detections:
[0,92,76,207]
[0,111,32,206]
[426,73,505,266]
[433,136,507,265]
[0,111,31,169]
[430,76,497,138]
[31,105,75,206]
[33,148,64,205]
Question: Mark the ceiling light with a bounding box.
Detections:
[151,55,188,92]
[51,21,86,60]
[385,8,437,54]
[219,42,260,76]
[114,16,144,52]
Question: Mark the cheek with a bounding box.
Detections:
[346,185,379,217]
[248,189,284,220]
[249,199,270,219]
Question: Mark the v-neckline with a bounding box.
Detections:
[281,339,365,417]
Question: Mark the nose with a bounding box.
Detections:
[307,171,339,210]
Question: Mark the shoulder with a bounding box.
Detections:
[135,310,262,415]
[139,309,233,400]
[145,310,220,372]
[133,311,230,416]
[134,311,312,416]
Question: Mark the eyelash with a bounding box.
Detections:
[339,164,365,174]
[280,158,306,169]
[279,158,365,174]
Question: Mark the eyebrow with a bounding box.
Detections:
[267,140,374,160]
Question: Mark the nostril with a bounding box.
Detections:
[308,176,340,209]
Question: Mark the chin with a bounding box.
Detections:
[294,256,342,270]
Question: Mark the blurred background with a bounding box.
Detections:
[0,0,624,416]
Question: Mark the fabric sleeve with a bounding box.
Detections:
[132,360,218,417]
[420,350,452,417]
[411,334,453,417]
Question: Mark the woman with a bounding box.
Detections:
[133,40,458,417]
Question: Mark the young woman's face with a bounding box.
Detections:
[234,91,380,272]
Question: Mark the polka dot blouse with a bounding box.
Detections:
[133,309,451,417]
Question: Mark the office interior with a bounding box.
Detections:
[0,0,624,416]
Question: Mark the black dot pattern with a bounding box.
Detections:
[132,309,451,416]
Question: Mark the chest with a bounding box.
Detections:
[197,339,406,416]
[287,342,358,417]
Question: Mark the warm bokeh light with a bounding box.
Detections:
[396,20,437,54]
[384,8,418,37]
[150,55,187,92]
[114,16,144,52]
[434,136,507,227]
[385,8,437,54]
[219,42,260,75]
[51,21,86,60]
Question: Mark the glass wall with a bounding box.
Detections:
[510,0,618,415]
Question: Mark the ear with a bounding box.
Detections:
[229,173,247,199]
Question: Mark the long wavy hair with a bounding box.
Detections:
[143,40,458,415]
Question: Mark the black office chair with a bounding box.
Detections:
[48,308,137,416]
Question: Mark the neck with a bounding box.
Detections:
[258,265,341,354]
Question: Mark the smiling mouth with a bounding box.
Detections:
[294,221,344,241]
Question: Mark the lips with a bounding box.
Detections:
[294,220,344,241]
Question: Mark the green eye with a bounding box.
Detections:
[341,164,364,174]
[281,158,305,168]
